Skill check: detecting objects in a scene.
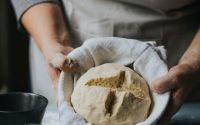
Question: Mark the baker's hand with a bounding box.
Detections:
[151,63,200,125]
[43,43,74,92]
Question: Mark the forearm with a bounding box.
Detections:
[179,29,200,69]
[175,29,200,83]
[21,3,71,56]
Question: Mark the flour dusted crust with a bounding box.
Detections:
[71,63,151,125]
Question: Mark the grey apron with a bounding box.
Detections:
[30,0,200,104]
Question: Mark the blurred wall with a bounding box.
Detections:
[0,0,30,92]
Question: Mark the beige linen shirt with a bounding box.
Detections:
[29,0,200,104]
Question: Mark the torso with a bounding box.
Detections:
[63,0,200,66]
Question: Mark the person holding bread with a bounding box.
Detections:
[11,0,200,125]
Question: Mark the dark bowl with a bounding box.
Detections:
[0,92,48,124]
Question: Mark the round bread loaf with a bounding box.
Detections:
[71,63,151,125]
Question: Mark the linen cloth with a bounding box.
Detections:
[58,37,170,125]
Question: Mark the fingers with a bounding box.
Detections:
[63,57,81,73]
[50,53,81,73]
[151,73,177,93]
[50,53,67,70]
[151,64,192,94]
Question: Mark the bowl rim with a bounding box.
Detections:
[0,92,48,114]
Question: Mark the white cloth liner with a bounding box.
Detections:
[58,37,170,125]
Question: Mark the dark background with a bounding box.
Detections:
[0,0,30,92]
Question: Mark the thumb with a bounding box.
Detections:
[151,74,177,94]
[151,65,185,94]
[50,53,80,73]
[50,53,68,70]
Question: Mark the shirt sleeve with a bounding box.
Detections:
[11,0,60,21]
[11,0,60,32]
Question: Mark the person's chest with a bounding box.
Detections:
[118,0,196,11]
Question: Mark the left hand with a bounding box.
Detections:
[44,44,74,92]
[151,63,200,125]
